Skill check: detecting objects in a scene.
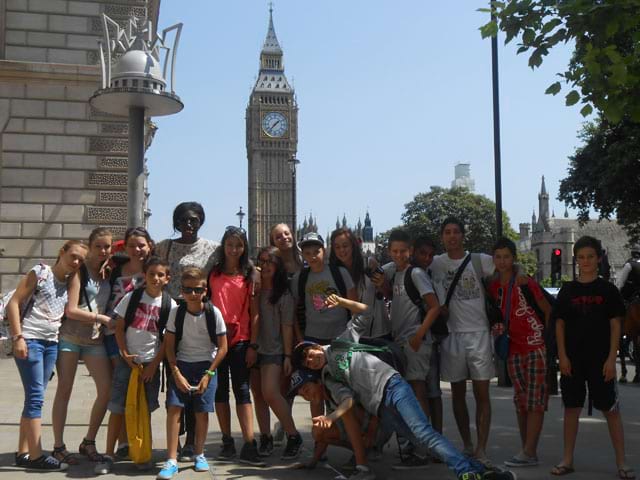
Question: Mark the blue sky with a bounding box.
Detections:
[148,1,586,244]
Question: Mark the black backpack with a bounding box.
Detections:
[296,264,349,335]
[123,287,172,341]
[171,301,219,353]
[330,337,406,378]
[391,265,425,315]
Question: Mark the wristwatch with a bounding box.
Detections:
[12,333,24,341]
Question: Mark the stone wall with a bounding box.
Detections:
[0,0,158,292]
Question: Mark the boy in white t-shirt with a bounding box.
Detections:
[158,267,228,479]
[97,257,176,474]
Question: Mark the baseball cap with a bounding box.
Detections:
[298,232,324,249]
[291,340,318,369]
[286,368,321,399]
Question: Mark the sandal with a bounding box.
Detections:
[79,438,105,463]
[619,466,636,479]
[52,444,80,465]
[551,464,575,476]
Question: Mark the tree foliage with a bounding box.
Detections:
[558,117,640,243]
[480,0,640,123]
[400,186,518,254]
[518,250,539,276]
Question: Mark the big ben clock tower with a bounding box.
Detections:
[246,7,298,254]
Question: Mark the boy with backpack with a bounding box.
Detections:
[157,267,228,479]
[96,257,176,474]
[292,341,517,480]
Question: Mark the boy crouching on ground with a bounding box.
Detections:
[157,267,228,479]
[293,341,517,480]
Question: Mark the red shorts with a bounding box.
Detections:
[507,348,548,413]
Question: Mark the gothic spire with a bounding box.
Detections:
[540,175,548,196]
[262,4,283,55]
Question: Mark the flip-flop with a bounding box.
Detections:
[551,464,575,476]
[618,467,636,479]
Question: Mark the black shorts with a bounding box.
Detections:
[560,357,618,411]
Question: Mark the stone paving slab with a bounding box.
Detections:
[0,358,637,479]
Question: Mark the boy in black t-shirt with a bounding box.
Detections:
[551,236,634,479]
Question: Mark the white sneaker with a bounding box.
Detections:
[349,465,376,480]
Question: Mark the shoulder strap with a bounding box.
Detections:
[520,283,545,321]
[329,264,347,297]
[109,263,124,289]
[124,287,145,330]
[204,301,218,346]
[157,291,172,341]
[79,264,92,312]
[296,267,311,334]
[403,266,425,313]
[444,255,472,306]
[470,254,484,284]
[174,302,188,350]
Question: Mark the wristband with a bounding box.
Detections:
[248,343,259,351]
[12,333,24,341]
[205,370,216,377]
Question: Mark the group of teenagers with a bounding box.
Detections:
[3,200,635,480]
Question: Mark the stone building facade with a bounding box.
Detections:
[519,176,631,283]
[246,8,298,254]
[0,0,159,292]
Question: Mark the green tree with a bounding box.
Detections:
[558,117,640,243]
[518,250,539,277]
[399,186,518,254]
[480,0,640,123]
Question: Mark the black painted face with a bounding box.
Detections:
[178,210,202,239]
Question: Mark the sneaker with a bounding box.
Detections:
[281,434,303,460]
[349,465,376,480]
[239,440,266,467]
[341,455,357,471]
[94,456,114,475]
[27,455,68,472]
[135,461,154,471]
[272,421,285,446]
[194,454,209,472]
[504,452,538,468]
[115,444,129,460]
[458,473,482,480]
[157,460,179,479]
[14,452,29,467]
[258,434,274,457]
[217,435,236,462]
[483,470,518,480]
[391,453,430,470]
[179,444,195,462]
[476,456,496,471]
[462,446,475,457]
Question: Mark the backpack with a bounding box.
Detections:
[330,337,406,378]
[123,287,172,341]
[621,259,640,301]
[0,264,51,357]
[171,301,219,353]
[470,254,504,327]
[296,265,349,335]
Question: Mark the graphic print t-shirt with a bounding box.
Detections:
[430,253,494,332]
[114,290,177,362]
[488,277,546,355]
[291,267,354,340]
[553,278,625,363]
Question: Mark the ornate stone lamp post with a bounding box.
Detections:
[236,206,245,229]
[287,155,300,233]
[90,15,184,227]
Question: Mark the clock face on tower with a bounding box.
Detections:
[261,111,288,138]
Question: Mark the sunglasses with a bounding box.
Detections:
[257,258,274,266]
[225,225,246,235]
[181,286,206,294]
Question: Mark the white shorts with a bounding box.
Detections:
[440,330,495,382]
[401,340,431,382]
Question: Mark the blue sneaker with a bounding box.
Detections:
[194,454,209,472]
[157,460,178,480]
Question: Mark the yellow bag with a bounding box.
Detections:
[125,365,152,464]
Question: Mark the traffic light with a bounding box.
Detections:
[551,248,562,286]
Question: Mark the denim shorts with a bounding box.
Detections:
[214,341,251,405]
[59,338,107,358]
[108,357,160,414]
[166,360,217,412]
[103,334,119,358]
[14,339,58,418]
[258,353,283,366]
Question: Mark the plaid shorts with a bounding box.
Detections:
[507,348,548,413]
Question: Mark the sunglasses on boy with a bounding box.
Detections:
[225,225,246,235]
[181,286,206,294]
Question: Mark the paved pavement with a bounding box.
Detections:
[0,358,637,480]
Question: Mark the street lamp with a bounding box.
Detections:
[90,15,183,228]
[236,206,245,229]
[287,155,300,232]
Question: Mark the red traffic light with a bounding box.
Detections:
[553,249,562,256]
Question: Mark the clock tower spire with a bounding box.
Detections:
[246,6,298,254]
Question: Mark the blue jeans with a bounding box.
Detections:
[14,339,58,418]
[380,374,483,477]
